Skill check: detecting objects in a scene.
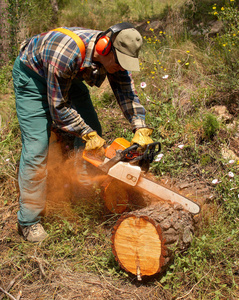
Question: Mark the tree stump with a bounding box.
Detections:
[111,202,195,280]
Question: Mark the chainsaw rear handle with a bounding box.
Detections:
[128,142,161,163]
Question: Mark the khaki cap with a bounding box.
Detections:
[113,28,143,71]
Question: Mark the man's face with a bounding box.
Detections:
[101,51,125,74]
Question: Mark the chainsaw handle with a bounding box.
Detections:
[128,142,161,162]
[120,143,139,156]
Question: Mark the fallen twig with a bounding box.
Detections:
[0,286,17,300]
[0,275,20,300]
[175,269,211,300]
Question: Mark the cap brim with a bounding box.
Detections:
[115,48,140,72]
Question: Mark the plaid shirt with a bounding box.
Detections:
[19,27,146,137]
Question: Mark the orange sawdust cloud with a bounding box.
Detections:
[46,132,107,218]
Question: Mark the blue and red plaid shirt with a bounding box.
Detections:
[19,27,146,137]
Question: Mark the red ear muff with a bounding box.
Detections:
[96,36,112,56]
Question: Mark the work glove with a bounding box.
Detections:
[131,128,154,149]
[82,131,106,151]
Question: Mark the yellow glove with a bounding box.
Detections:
[82,131,106,151]
[131,128,154,148]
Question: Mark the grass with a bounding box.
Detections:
[0,0,239,299]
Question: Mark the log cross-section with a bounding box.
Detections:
[111,203,195,279]
[112,214,166,279]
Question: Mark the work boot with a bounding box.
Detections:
[18,223,48,242]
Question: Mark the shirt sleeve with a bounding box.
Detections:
[107,70,146,131]
[46,62,93,137]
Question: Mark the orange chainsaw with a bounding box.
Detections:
[82,138,201,215]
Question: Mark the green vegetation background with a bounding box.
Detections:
[0,0,239,299]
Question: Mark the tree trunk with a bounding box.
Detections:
[111,202,195,280]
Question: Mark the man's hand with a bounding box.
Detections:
[131,128,154,149]
[82,131,106,151]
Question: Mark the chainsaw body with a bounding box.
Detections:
[82,138,201,215]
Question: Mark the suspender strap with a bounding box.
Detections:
[52,27,86,65]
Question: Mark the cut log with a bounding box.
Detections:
[102,179,130,214]
[111,202,195,279]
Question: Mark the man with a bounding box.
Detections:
[12,22,154,242]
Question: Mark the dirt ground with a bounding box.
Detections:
[0,150,212,300]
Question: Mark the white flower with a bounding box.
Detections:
[178,144,184,149]
[140,82,147,89]
[5,158,10,162]
[229,160,235,164]
[154,153,164,162]
[162,75,169,79]
[228,172,234,178]
[212,179,219,185]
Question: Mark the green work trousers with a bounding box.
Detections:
[12,56,101,226]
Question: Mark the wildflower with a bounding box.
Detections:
[223,44,226,47]
[147,21,150,24]
[162,75,169,79]
[212,179,219,185]
[6,158,10,162]
[178,144,184,149]
[155,153,164,162]
[214,12,218,15]
[221,7,224,10]
[185,62,189,65]
[140,82,147,89]
[229,160,235,164]
[213,6,216,9]
[177,59,181,63]
[228,172,234,178]
[186,50,190,53]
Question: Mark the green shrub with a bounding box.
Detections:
[202,113,220,139]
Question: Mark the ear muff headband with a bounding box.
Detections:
[96,22,134,56]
